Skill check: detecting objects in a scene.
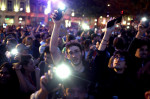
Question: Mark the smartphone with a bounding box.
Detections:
[141,20,149,28]
[54,7,67,21]
[107,16,122,28]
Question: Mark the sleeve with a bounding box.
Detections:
[128,38,140,56]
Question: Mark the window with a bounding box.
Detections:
[20,2,25,12]
[7,0,13,11]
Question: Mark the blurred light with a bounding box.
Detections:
[21,26,23,28]
[20,8,23,11]
[127,26,130,29]
[52,0,57,2]
[19,21,22,23]
[44,8,49,14]
[55,64,71,79]
[128,17,131,21]
[1,5,6,11]
[14,6,19,12]
[58,2,66,10]
[42,24,45,27]
[107,15,109,17]
[142,17,147,22]
[100,16,103,18]
[82,14,84,17]
[123,21,126,25]
[102,19,106,24]
[5,18,9,20]
[19,18,22,21]
[71,12,75,17]
[116,25,119,27]
[95,23,97,25]
[11,49,18,55]
[82,23,90,30]
[95,19,97,22]
[107,4,110,6]
[26,7,30,13]
[127,22,130,25]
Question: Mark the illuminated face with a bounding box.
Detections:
[113,54,127,74]
[66,87,86,99]
[24,59,35,72]
[67,46,82,66]
[0,67,11,84]
[135,45,148,59]
[44,53,52,64]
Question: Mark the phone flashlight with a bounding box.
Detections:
[11,48,18,55]
[142,17,147,22]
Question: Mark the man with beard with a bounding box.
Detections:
[30,11,95,99]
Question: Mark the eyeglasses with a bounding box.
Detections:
[114,55,125,61]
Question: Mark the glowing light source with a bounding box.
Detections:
[82,23,90,30]
[58,2,66,10]
[107,4,110,6]
[102,19,106,24]
[19,18,22,21]
[14,6,19,12]
[127,22,130,25]
[1,5,6,11]
[26,7,30,13]
[128,17,131,21]
[123,21,126,25]
[44,0,51,14]
[11,49,18,55]
[100,16,103,18]
[127,26,130,29]
[116,25,119,27]
[71,12,75,17]
[55,64,71,79]
[20,8,23,11]
[95,23,97,25]
[142,17,147,22]
[95,19,97,22]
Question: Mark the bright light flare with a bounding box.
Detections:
[142,17,147,22]
[55,64,71,79]
[58,2,66,10]
[82,23,90,30]
[11,49,18,55]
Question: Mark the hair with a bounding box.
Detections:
[35,34,41,39]
[113,37,125,50]
[20,54,32,66]
[66,42,83,54]
[46,38,50,44]
[113,51,131,69]
[91,34,97,40]
[83,39,92,50]
[20,54,33,73]
[0,62,14,75]
[66,34,75,42]
[44,46,50,54]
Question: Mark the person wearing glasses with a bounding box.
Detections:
[94,21,138,99]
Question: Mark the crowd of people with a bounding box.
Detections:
[0,11,150,99]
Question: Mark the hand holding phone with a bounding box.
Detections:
[107,16,122,28]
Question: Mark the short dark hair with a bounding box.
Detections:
[20,54,32,66]
[66,42,83,54]
[44,46,50,54]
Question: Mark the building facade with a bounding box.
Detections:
[0,0,49,26]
